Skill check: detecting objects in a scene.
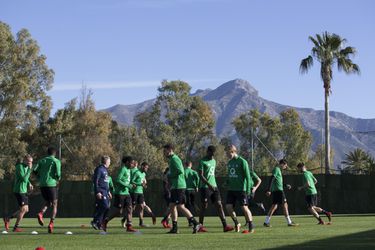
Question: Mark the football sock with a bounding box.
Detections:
[248,221,253,230]
[285,216,292,224]
[188,217,198,226]
[221,219,227,227]
[265,216,271,224]
[232,217,239,226]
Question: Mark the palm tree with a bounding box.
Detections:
[341,148,373,174]
[300,32,360,174]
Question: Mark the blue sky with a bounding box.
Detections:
[1,0,374,118]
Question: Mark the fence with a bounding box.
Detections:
[1,174,374,217]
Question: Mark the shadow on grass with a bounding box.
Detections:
[265,229,375,250]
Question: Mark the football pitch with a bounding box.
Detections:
[1,215,374,250]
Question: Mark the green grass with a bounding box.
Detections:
[1,215,374,249]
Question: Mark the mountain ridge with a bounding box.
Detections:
[103,79,375,167]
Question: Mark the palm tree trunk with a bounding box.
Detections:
[324,88,331,174]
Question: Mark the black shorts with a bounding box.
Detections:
[14,193,28,207]
[170,189,186,205]
[226,190,248,206]
[113,194,132,208]
[40,187,58,202]
[131,193,145,205]
[272,190,287,205]
[200,187,221,203]
[305,194,318,207]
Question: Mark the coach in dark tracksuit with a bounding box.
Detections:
[91,156,112,230]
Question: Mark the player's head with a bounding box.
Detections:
[23,154,33,166]
[297,162,305,172]
[101,155,111,168]
[141,162,149,172]
[207,145,216,157]
[279,159,288,169]
[47,147,57,156]
[185,161,192,168]
[122,156,133,167]
[163,144,174,157]
[226,144,237,159]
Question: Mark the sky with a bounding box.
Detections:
[1,0,374,118]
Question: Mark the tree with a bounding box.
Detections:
[135,80,215,161]
[233,108,312,175]
[0,22,54,178]
[300,32,360,174]
[341,148,373,174]
[233,109,282,175]
[279,109,312,171]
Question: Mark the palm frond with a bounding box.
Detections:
[340,46,357,57]
[300,56,313,73]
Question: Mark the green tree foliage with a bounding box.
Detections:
[300,32,360,174]
[279,109,312,171]
[341,148,374,174]
[135,80,215,161]
[0,22,54,177]
[233,108,312,175]
[111,125,165,179]
[306,144,334,174]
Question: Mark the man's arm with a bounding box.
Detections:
[243,159,251,194]
[55,160,61,181]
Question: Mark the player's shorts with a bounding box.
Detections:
[131,193,145,205]
[170,189,186,205]
[305,194,318,207]
[226,190,248,206]
[14,193,28,207]
[113,194,132,208]
[40,187,58,202]
[271,190,287,205]
[200,187,221,203]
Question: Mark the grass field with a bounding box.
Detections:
[1,215,374,249]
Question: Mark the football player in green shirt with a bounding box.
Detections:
[3,155,34,232]
[184,161,199,218]
[198,145,233,233]
[297,162,332,224]
[103,156,137,232]
[225,145,254,234]
[264,159,297,227]
[132,162,157,227]
[163,144,200,234]
[33,147,61,234]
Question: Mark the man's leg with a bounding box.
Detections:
[225,204,240,232]
[143,203,156,225]
[264,204,278,226]
[241,205,254,233]
[176,204,200,233]
[168,203,178,233]
[282,202,297,226]
[138,204,145,226]
[12,205,28,232]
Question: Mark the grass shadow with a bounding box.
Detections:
[265,229,375,249]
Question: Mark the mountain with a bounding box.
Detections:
[103,79,375,168]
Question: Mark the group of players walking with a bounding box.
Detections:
[3,144,332,234]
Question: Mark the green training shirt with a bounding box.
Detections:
[114,166,132,195]
[168,154,186,190]
[129,167,138,193]
[131,169,146,194]
[248,170,260,193]
[198,157,217,188]
[184,168,199,190]
[302,170,317,195]
[270,166,283,192]
[13,163,31,194]
[226,155,251,193]
[33,155,61,187]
